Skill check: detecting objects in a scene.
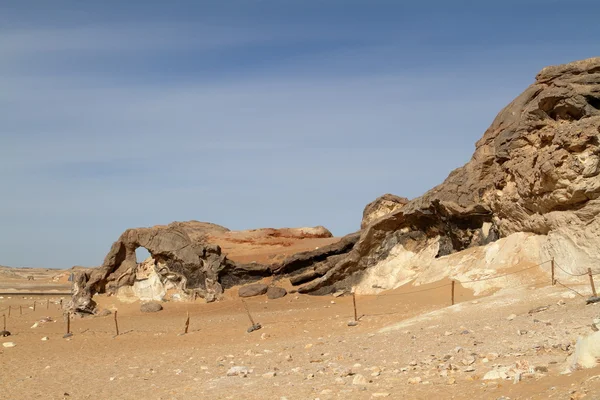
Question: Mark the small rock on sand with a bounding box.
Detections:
[140,302,163,313]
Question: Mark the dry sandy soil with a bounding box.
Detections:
[2,264,600,400]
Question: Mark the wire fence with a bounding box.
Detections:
[1,258,597,338]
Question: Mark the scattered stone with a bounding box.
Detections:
[352,374,368,385]
[41,337,49,341]
[444,331,453,336]
[347,321,358,327]
[96,309,112,317]
[483,368,509,380]
[462,356,476,366]
[528,306,549,314]
[238,284,268,298]
[372,393,391,397]
[2,342,16,348]
[534,366,549,373]
[586,297,600,305]
[247,323,262,333]
[0,331,10,337]
[447,377,456,385]
[562,292,576,299]
[407,377,422,384]
[140,302,163,313]
[513,372,522,384]
[266,286,287,300]
[260,332,270,340]
[332,291,345,298]
[507,314,517,321]
[227,366,250,377]
[262,371,276,378]
[464,366,475,372]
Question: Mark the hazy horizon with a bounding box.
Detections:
[2,0,600,269]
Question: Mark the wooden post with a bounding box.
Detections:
[2,314,5,331]
[589,268,597,297]
[8,306,11,317]
[352,292,358,322]
[551,258,555,285]
[451,280,456,305]
[47,299,50,310]
[60,299,63,309]
[20,305,22,316]
[114,311,119,336]
[242,300,256,326]
[33,301,36,312]
[184,311,190,334]
[67,312,71,334]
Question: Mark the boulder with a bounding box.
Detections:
[238,283,268,298]
[140,302,163,313]
[266,286,287,299]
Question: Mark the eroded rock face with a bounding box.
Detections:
[69,222,346,313]
[294,57,600,294]
[361,194,409,229]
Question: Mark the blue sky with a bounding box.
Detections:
[1,0,599,269]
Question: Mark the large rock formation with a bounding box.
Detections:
[292,57,600,294]
[69,221,349,313]
[71,57,600,309]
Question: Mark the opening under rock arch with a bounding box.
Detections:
[135,247,151,264]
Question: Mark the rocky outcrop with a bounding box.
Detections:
[361,194,409,229]
[295,57,600,294]
[69,222,346,313]
[70,57,600,307]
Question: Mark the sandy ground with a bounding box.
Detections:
[2,267,600,400]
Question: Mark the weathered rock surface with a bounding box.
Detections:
[69,57,600,308]
[361,194,409,229]
[296,57,600,294]
[238,283,268,298]
[266,286,287,299]
[69,221,345,313]
[140,302,163,313]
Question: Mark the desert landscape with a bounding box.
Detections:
[2,57,600,399]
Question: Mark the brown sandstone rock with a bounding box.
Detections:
[140,302,163,313]
[266,286,287,299]
[297,57,600,293]
[238,283,269,298]
[361,194,409,229]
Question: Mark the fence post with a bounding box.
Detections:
[451,280,455,305]
[352,292,358,322]
[33,301,36,312]
[114,311,119,336]
[184,311,190,334]
[8,306,10,317]
[589,268,597,297]
[551,258,555,285]
[242,300,256,326]
[2,314,5,331]
[47,299,50,310]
